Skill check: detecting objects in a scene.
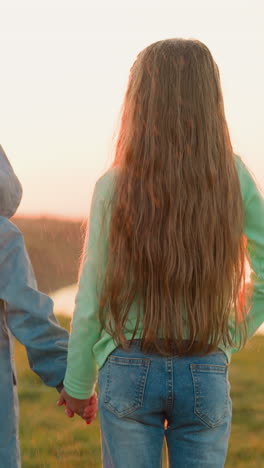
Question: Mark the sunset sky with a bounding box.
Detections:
[0,0,263,218]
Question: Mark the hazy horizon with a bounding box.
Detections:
[1,1,263,218]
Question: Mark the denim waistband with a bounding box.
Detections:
[125,338,222,355]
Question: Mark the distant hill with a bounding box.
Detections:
[12,217,85,294]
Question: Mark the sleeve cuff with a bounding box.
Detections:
[56,381,64,393]
[63,380,96,399]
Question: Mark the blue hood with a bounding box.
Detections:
[0,145,22,218]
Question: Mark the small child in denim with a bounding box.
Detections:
[0,145,69,468]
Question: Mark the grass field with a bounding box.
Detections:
[15,317,264,468]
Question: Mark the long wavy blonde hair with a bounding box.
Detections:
[98,38,251,356]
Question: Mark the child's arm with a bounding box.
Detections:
[242,163,264,337]
[0,216,68,389]
[63,178,108,399]
[230,157,264,352]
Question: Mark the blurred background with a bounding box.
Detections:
[0,0,263,218]
[1,0,263,466]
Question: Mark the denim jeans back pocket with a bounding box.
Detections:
[190,363,229,428]
[101,356,150,418]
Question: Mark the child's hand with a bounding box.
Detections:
[57,389,75,418]
[57,389,98,424]
[82,392,98,425]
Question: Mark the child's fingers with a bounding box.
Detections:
[83,410,97,421]
[65,407,75,418]
[84,413,97,424]
[84,400,98,411]
[83,403,98,418]
[82,407,98,420]
[85,399,98,410]
[85,397,98,410]
[57,394,66,407]
[88,392,97,404]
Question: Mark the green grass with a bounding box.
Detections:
[15,318,264,467]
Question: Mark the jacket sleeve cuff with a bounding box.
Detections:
[56,381,64,393]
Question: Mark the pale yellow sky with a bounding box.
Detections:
[0,0,263,218]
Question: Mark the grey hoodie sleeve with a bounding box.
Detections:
[0,145,22,218]
[0,217,68,389]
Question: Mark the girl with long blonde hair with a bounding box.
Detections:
[60,38,264,467]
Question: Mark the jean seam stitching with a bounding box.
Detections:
[166,358,173,411]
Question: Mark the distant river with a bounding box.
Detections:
[51,283,264,335]
[51,283,78,317]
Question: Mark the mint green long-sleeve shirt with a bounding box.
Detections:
[63,154,264,399]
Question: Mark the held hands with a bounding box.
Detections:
[57,388,98,425]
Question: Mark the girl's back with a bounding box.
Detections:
[63,39,264,468]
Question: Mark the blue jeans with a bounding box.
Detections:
[98,339,232,468]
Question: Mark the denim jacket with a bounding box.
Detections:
[0,145,68,468]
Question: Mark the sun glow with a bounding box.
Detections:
[0,0,263,218]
